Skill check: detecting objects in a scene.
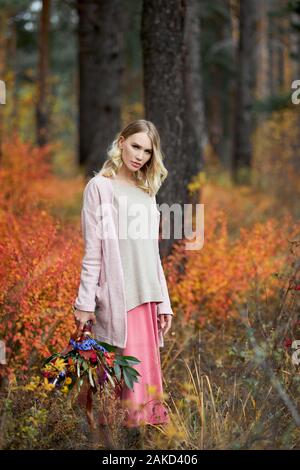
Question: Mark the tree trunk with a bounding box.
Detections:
[77,0,127,177]
[232,0,257,185]
[290,10,300,80]
[256,0,269,99]
[142,0,204,256]
[183,0,206,177]
[206,0,234,168]
[36,0,51,147]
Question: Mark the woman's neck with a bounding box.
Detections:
[113,167,137,184]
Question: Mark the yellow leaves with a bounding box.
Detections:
[178,383,199,404]
[42,378,55,392]
[24,382,38,392]
[180,382,194,393]
[51,358,66,372]
[187,171,207,195]
[164,422,186,441]
[23,375,40,392]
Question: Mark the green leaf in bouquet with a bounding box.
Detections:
[115,357,140,367]
[94,341,116,353]
[123,365,141,378]
[122,369,140,385]
[114,358,128,366]
[123,368,134,390]
[114,363,121,381]
[117,355,141,366]
[42,353,60,367]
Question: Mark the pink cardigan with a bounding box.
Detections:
[74,175,173,349]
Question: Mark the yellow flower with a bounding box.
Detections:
[61,386,69,394]
[24,382,38,391]
[65,377,72,385]
[52,358,66,372]
[43,377,55,391]
[43,364,55,372]
[23,375,43,392]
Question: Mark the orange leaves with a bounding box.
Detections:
[0,136,86,378]
[163,206,299,327]
[0,206,83,376]
[0,134,52,214]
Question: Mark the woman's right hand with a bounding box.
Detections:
[73,308,96,335]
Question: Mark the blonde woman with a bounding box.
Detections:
[73,119,174,436]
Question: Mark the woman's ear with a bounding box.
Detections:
[118,135,124,150]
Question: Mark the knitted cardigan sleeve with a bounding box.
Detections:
[74,178,102,312]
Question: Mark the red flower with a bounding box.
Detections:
[283,338,292,349]
[89,351,98,364]
[294,284,300,291]
[78,350,93,360]
[77,350,98,364]
[42,371,51,378]
[105,352,115,367]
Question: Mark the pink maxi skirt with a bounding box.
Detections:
[99,301,170,428]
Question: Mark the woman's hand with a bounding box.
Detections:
[158,314,172,336]
[73,308,96,335]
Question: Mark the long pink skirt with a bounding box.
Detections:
[99,301,170,428]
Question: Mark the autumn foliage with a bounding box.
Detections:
[0,136,83,380]
[163,207,298,327]
[0,135,299,387]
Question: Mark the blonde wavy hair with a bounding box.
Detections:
[95,119,168,197]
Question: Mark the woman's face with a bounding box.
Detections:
[118,132,153,173]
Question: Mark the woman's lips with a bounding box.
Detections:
[131,161,141,168]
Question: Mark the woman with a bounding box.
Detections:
[73,119,173,433]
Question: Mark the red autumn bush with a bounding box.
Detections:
[0,136,84,380]
[0,134,52,214]
[0,207,83,379]
[163,204,298,327]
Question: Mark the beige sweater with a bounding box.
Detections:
[111,179,164,312]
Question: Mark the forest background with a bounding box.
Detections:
[0,0,300,450]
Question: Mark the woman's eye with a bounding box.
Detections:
[132,144,151,154]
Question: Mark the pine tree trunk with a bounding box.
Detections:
[142,0,204,256]
[232,0,257,184]
[36,0,51,147]
[77,0,127,176]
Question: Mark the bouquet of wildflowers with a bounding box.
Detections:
[40,320,141,397]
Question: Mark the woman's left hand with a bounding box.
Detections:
[158,314,172,336]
